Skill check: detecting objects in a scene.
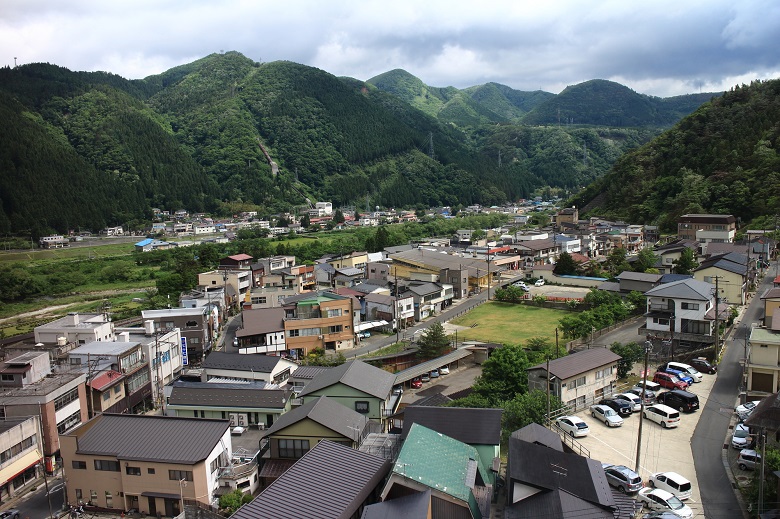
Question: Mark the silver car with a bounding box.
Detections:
[591,404,624,427]
[603,464,644,493]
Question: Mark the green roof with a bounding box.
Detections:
[394,423,489,517]
[751,327,780,345]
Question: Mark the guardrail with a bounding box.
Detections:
[551,422,591,458]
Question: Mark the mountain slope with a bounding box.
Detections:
[570,79,780,230]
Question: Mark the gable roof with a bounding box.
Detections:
[298,360,395,399]
[505,487,614,519]
[261,396,369,439]
[237,308,285,337]
[401,406,502,446]
[68,414,228,464]
[232,440,390,519]
[695,255,747,276]
[616,271,662,283]
[528,349,621,381]
[201,351,284,373]
[644,278,714,300]
[510,423,563,452]
[361,489,431,519]
[168,381,290,409]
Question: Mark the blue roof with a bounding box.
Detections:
[135,238,154,247]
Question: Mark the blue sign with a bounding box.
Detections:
[181,337,189,366]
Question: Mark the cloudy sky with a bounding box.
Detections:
[2,0,779,97]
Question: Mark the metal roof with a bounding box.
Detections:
[644,278,714,300]
[298,360,395,399]
[168,381,290,409]
[261,396,369,439]
[510,423,563,452]
[361,489,431,519]
[69,414,229,464]
[393,348,472,383]
[289,366,331,381]
[616,271,662,283]
[201,351,285,373]
[237,308,285,336]
[528,348,620,381]
[233,440,390,519]
[401,406,502,446]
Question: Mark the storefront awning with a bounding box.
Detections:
[355,320,388,332]
[0,449,41,484]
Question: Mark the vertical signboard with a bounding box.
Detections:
[181,336,189,366]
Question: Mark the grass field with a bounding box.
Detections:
[450,301,569,346]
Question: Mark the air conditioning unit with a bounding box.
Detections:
[318,335,323,339]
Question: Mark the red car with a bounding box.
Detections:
[411,377,423,389]
[652,371,689,390]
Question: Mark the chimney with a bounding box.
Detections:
[67,312,80,325]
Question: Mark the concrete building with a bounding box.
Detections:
[0,416,43,501]
[677,214,736,243]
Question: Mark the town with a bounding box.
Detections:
[1,205,778,519]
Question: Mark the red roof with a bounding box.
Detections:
[90,370,124,391]
[229,254,253,261]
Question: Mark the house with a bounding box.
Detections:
[232,440,390,519]
[167,380,291,429]
[380,423,492,519]
[60,414,231,516]
[141,307,212,364]
[134,238,176,253]
[556,207,579,225]
[0,352,88,470]
[746,314,780,394]
[641,278,719,350]
[615,271,662,294]
[400,282,455,321]
[334,267,365,288]
[0,416,44,500]
[387,248,496,296]
[257,395,376,484]
[234,308,286,354]
[400,406,502,483]
[200,351,297,385]
[298,360,397,425]
[693,252,748,305]
[527,348,621,409]
[39,235,69,248]
[198,269,251,312]
[653,240,700,274]
[364,292,415,331]
[677,214,736,243]
[34,312,115,346]
[761,287,780,326]
[281,291,357,357]
[505,423,631,519]
[326,251,370,272]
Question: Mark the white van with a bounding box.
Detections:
[642,403,680,428]
[649,471,692,500]
[632,380,661,393]
[667,361,703,383]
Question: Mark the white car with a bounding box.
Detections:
[648,472,692,500]
[735,400,761,420]
[636,488,693,518]
[512,281,528,288]
[534,278,545,286]
[615,392,642,412]
[731,423,753,449]
[590,404,623,427]
[439,366,450,375]
[555,416,590,437]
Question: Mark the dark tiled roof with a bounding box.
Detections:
[298,360,395,399]
[168,381,290,409]
[289,365,331,380]
[257,458,295,478]
[528,348,620,381]
[238,308,285,336]
[409,393,452,407]
[644,278,713,300]
[69,414,228,464]
[616,272,662,282]
[745,393,778,430]
[505,488,614,519]
[261,396,368,439]
[201,351,283,373]
[233,440,390,519]
[401,406,502,445]
[510,423,563,451]
[360,489,431,519]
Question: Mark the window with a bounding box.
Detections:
[113,386,121,394]
[75,489,82,502]
[681,302,699,310]
[1,374,14,381]
[90,490,97,502]
[278,439,309,459]
[169,470,193,481]
[653,318,670,326]
[328,325,343,334]
[57,411,82,434]
[326,309,342,318]
[125,466,141,476]
[71,461,87,470]
[355,401,369,414]
[185,320,198,328]
[102,392,110,401]
[105,491,113,508]
[570,376,586,389]
[147,468,155,475]
[94,460,120,472]
[54,388,79,411]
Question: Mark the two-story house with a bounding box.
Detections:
[0,416,44,500]
[234,308,286,354]
[400,282,454,321]
[363,293,416,332]
[527,348,621,409]
[693,252,748,305]
[641,278,718,350]
[678,214,736,243]
[141,308,211,365]
[282,291,357,356]
[60,414,231,516]
[747,318,780,395]
[34,312,115,346]
[200,351,297,386]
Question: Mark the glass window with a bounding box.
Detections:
[72,461,87,470]
[168,470,193,481]
[94,460,120,472]
[126,466,141,476]
[278,439,309,459]
[355,401,369,414]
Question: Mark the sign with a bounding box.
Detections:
[181,337,188,366]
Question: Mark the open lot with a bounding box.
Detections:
[449,302,568,345]
[568,372,718,516]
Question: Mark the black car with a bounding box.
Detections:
[655,389,699,413]
[689,357,717,374]
[599,398,632,417]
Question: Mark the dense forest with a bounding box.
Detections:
[0,51,721,237]
[571,79,780,231]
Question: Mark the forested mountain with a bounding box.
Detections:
[570,79,780,231]
[0,51,719,237]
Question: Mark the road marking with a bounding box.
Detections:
[48,483,63,494]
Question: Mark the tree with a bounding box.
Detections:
[610,341,644,378]
[219,489,253,516]
[300,213,311,228]
[333,209,345,224]
[603,247,630,277]
[501,390,563,441]
[473,344,531,402]
[553,251,579,275]
[672,247,698,275]
[416,322,450,360]
[634,248,659,273]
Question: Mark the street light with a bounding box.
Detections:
[634,341,652,473]
[179,478,187,514]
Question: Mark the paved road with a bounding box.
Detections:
[691,272,770,519]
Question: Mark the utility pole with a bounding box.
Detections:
[635,341,651,473]
[555,328,560,358]
[743,324,749,394]
[546,356,551,427]
[486,243,491,301]
[37,402,53,519]
[394,269,400,345]
[714,276,721,358]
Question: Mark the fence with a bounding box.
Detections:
[564,315,645,352]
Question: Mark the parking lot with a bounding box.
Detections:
[568,372,718,516]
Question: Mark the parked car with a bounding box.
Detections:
[599,398,633,417]
[738,449,761,470]
[392,385,403,396]
[603,464,644,493]
[652,371,689,390]
[555,416,590,437]
[655,390,699,413]
[731,423,754,450]
[430,369,440,378]
[0,510,20,519]
[640,512,682,519]
[357,331,371,338]
[648,472,692,500]
[615,392,642,412]
[689,357,717,374]
[232,337,239,347]
[632,380,662,394]
[512,281,528,289]
[590,404,624,427]
[534,278,545,286]
[420,372,431,383]
[627,387,657,405]
[642,404,680,428]
[735,400,762,421]
[411,377,423,389]
[439,365,450,375]
[636,488,693,519]
[664,361,703,382]
[662,367,694,386]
